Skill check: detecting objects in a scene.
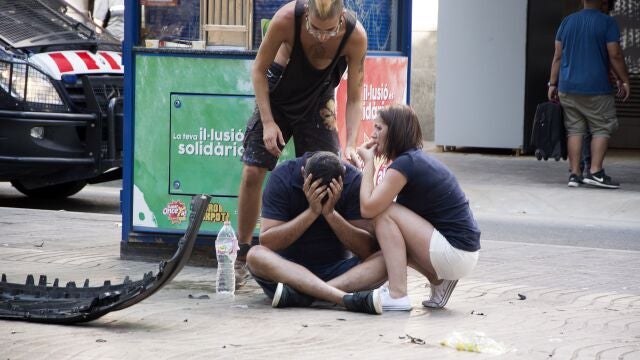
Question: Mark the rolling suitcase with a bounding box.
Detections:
[530,101,567,161]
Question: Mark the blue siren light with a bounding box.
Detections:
[61,74,78,84]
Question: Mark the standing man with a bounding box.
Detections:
[93,0,125,42]
[236,0,367,285]
[63,0,91,21]
[548,0,630,189]
[246,151,384,314]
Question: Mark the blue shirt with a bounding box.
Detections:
[261,156,362,267]
[388,149,481,252]
[556,9,621,95]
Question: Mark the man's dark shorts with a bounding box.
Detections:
[241,63,341,171]
[250,256,361,299]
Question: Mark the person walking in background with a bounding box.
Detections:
[579,0,622,177]
[236,0,367,287]
[357,105,481,311]
[63,0,91,21]
[93,0,125,41]
[548,0,630,189]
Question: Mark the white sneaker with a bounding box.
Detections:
[379,287,412,311]
[422,279,458,309]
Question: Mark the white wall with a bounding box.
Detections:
[412,0,438,31]
[411,0,438,140]
[434,0,527,149]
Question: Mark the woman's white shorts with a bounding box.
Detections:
[429,229,479,280]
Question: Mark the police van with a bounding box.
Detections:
[0,0,123,198]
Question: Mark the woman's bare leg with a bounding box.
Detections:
[374,203,439,298]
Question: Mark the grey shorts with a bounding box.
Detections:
[241,107,341,170]
[558,93,618,137]
[240,63,340,171]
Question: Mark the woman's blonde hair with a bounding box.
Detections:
[308,0,344,20]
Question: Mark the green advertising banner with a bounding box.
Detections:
[169,94,252,197]
[133,56,255,233]
[133,55,292,235]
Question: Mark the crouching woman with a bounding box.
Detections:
[357,105,481,311]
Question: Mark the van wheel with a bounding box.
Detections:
[10,180,87,199]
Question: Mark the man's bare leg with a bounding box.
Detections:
[589,135,609,174]
[237,164,268,247]
[247,245,347,305]
[327,251,387,293]
[567,135,583,175]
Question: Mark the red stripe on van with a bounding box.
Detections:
[75,51,99,70]
[48,53,73,73]
[99,52,121,70]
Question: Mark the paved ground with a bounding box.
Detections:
[1,149,639,359]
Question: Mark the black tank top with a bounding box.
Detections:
[268,0,356,124]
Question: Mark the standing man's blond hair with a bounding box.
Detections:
[308,0,344,19]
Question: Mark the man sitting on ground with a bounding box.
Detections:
[246,151,386,314]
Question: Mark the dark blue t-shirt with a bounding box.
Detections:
[388,149,481,252]
[261,156,362,267]
[556,9,620,95]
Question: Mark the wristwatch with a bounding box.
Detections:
[547,81,557,87]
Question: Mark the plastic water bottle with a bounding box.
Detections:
[215,221,238,295]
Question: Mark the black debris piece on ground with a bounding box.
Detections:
[0,195,211,324]
[188,294,210,299]
[404,334,425,345]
